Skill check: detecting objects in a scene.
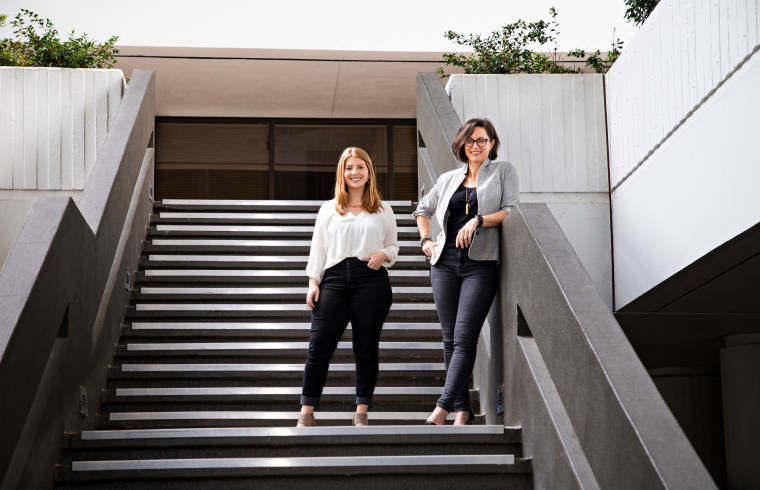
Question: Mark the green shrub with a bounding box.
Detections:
[624,0,659,26]
[439,8,577,76]
[440,7,624,76]
[0,9,119,68]
[567,38,624,74]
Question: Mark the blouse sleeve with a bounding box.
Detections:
[305,202,333,282]
[499,162,520,213]
[379,203,399,267]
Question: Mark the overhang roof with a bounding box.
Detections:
[115,46,453,119]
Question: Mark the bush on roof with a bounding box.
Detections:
[0,9,118,68]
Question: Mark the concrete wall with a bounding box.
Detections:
[0,67,124,190]
[0,191,82,269]
[606,0,760,308]
[446,74,612,309]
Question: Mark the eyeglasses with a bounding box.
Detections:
[464,138,492,147]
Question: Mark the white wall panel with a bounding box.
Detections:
[22,69,37,189]
[0,69,12,188]
[0,67,124,190]
[48,69,62,189]
[606,0,760,188]
[71,69,86,189]
[447,74,608,193]
[612,49,760,308]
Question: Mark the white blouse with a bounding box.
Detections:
[305,199,399,282]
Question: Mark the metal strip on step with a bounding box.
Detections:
[146,254,426,263]
[108,411,453,421]
[139,286,433,295]
[134,303,437,311]
[155,225,420,234]
[160,212,319,220]
[80,424,506,440]
[72,454,514,471]
[150,239,421,247]
[120,362,445,372]
[114,386,442,397]
[142,269,429,277]
[152,239,313,247]
[125,341,442,351]
[159,212,415,220]
[128,322,440,330]
[161,199,414,207]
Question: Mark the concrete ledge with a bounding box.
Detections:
[503,204,716,489]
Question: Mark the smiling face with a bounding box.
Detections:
[344,156,369,191]
[464,126,494,166]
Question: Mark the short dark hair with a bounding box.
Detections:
[451,118,500,163]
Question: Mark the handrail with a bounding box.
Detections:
[416,71,716,488]
[0,69,155,488]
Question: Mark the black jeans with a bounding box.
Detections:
[301,258,393,407]
[431,247,498,412]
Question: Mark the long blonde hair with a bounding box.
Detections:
[334,147,383,215]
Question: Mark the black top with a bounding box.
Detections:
[444,183,478,250]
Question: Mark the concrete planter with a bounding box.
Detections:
[0,67,124,190]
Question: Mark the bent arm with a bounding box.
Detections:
[379,205,399,265]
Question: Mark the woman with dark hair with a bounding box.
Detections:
[298,147,398,427]
[414,118,519,425]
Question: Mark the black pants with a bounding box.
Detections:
[301,258,393,407]
[431,247,498,412]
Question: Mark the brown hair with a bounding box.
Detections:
[451,118,500,163]
[334,147,383,215]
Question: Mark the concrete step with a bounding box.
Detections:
[139,254,429,269]
[120,321,442,340]
[56,457,532,490]
[118,340,441,356]
[131,286,433,302]
[151,212,416,226]
[65,425,516,448]
[156,199,417,213]
[141,239,422,254]
[100,386,444,406]
[108,362,445,389]
[133,268,430,286]
[124,305,438,322]
[100,396,458,414]
[96,410,471,428]
[147,225,420,239]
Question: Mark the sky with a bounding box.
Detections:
[0,0,640,52]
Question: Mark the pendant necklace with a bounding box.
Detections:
[465,185,470,215]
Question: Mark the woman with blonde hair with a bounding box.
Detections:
[298,147,399,427]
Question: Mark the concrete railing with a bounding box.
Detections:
[0,67,124,190]
[606,0,760,308]
[416,71,716,489]
[0,69,154,490]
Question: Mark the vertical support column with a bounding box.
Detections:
[267,122,275,200]
[721,334,760,490]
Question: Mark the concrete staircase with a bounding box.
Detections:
[54,200,532,489]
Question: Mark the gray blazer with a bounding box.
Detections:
[413,159,519,265]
